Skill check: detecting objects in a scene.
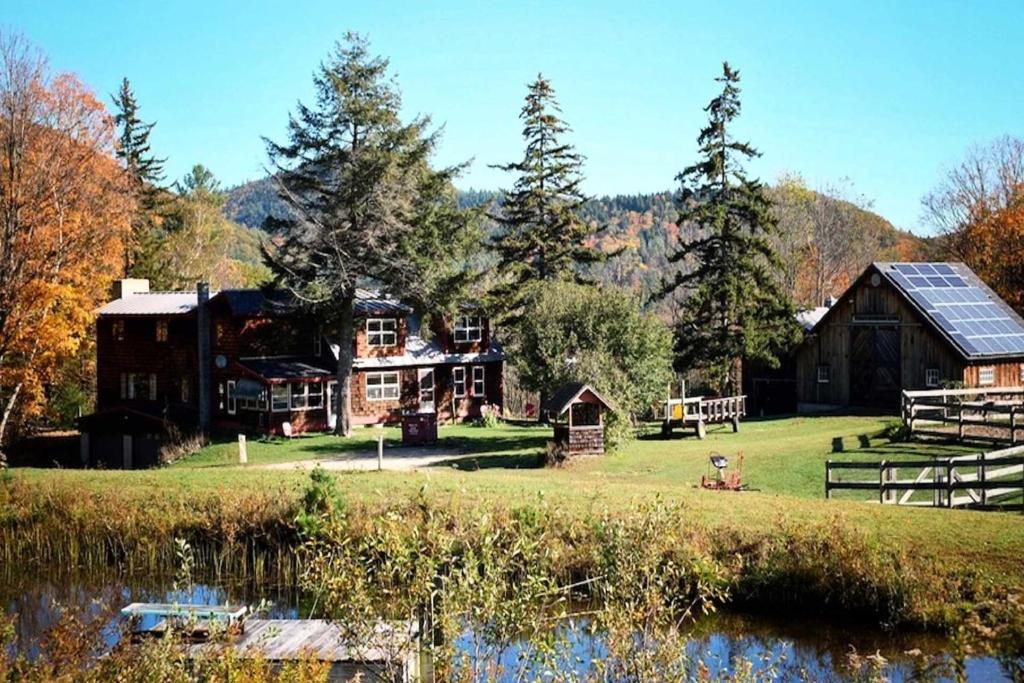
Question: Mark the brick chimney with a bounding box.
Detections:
[196,282,212,433]
[111,278,149,300]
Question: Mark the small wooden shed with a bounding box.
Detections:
[545,383,616,456]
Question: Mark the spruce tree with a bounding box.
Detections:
[661,63,798,394]
[490,75,602,319]
[111,78,166,276]
[263,33,477,436]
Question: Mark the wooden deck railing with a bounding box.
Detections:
[826,444,1024,511]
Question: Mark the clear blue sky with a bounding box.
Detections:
[6,0,1023,234]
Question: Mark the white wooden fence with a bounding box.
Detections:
[901,386,1024,444]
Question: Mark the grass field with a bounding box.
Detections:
[10,414,1024,588]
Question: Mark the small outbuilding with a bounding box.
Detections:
[545,383,616,456]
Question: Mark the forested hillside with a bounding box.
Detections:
[226,176,924,308]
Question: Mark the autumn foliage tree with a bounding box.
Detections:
[0,32,131,462]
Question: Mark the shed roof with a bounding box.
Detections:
[544,382,616,416]
[811,262,1024,361]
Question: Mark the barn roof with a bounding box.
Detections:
[815,262,1024,361]
[544,382,616,416]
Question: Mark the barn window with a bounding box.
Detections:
[472,366,485,396]
[979,367,995,386]
[366,318,397,347]
[367,372,400,400]
[155,320,168,342]
[271,385,289,412]
[925,368,940,388]
[816,365,830,384]
[453,367,467,397]
[112,320,124,341]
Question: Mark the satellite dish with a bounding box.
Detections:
[215,354,227,369]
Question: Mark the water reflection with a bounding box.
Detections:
[1,573,1018,681]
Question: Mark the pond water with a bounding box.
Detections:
[1,572,1019,681]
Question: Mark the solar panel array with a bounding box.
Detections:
[884,263,1024,357]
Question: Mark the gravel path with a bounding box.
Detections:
[260,446,467,472]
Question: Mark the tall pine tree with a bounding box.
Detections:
[263,33,477,435]
[661,63,798,394]
[489,75,603,319]
[111,77,166,276]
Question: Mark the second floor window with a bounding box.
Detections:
[121,372,156,400]
[156,320,168,342]
[454,316,484,343]
[367,318,397,347]
[112,320,124,341]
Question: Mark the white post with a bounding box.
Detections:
[238,434,248,464]
[377,433,384,471]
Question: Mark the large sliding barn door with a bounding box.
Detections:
[849,326,901,408]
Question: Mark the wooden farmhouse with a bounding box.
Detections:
[79,279,504,467]
[545,383,615,456]
[796,262,1024,412]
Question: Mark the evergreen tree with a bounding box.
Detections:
[661,63,798,394]
[263,33,477,435]
[489,75,603,319]
[111,77,166,276]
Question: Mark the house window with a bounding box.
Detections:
[112,320,124,341]
[454,316,484,344]
[156,320,168,342]
[472,366,485,396]
[367,372,400,400]
[366,318,397,347]
[453,367,467,397]
[816,365,830,384]
[290,382,309,409]
[925,368,940,388]
[308,382,324,409]
[238,388,267,411]
[271,384,290,412]
[227,380,237,415]
[979,366,995,386]
[123,373,156,400]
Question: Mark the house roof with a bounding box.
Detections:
[813,262,1024,361]
[237,358,334,381]
[96,291,209,316]
[98,287,411,318]
[796,306,830,331]
[544,382,616,416]
[348,335,505,369]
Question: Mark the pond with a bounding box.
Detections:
[1,571,1019,682]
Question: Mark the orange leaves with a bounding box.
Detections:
[953,190,1024,313]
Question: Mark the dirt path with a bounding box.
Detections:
[260,446,467,472]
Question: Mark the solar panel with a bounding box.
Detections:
[882,263,1024,357]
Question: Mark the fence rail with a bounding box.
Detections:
[901,386,1024,444]
[826,444,1024,510]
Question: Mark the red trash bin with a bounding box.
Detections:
[401,412,437,445]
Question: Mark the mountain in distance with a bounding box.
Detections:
[224,176,924,305]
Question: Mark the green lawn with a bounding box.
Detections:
[11,415,1024,583]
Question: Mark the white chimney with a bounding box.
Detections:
[112,278,150,300]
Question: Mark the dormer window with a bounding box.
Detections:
[454,316,484,344]
[366,318,397,347]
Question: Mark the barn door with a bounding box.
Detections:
[849,326,901,407]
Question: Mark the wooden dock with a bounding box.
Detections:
[122,603,424,682]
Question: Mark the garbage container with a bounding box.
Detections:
[401,412,437,445]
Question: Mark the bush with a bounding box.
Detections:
[879,419,911,442]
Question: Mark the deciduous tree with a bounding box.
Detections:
[659,63,798,394]
[0,32,131,462]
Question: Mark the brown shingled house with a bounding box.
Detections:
[80,279,504,467]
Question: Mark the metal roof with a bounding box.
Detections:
[238,358,334,381]
[349,336,505,369]
[217,287,410,317]
[96,291,208,316]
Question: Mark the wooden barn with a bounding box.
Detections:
[796,262,1024,412]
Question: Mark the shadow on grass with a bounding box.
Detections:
[436,451,547,471]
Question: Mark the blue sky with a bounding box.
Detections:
[6,0,1023,234]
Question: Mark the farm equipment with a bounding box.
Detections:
[700,451,745,491]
